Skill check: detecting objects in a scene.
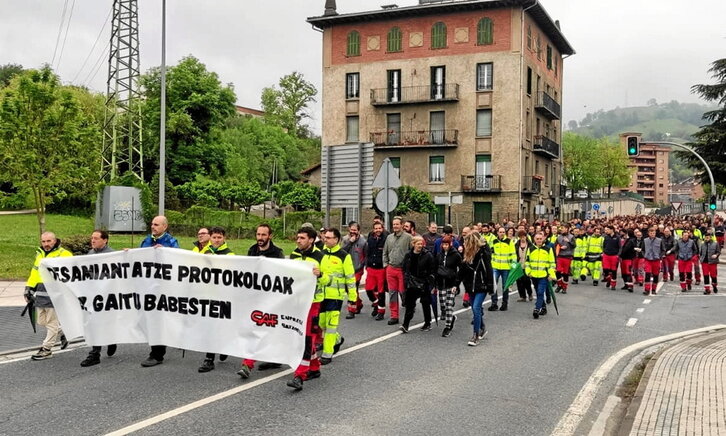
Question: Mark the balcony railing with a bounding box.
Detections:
[533,135,560,159]
[461,175,502,193]
[370,84,460,106]
[522,176,542,194]
[369,129,459,147]
[535,91,561,120]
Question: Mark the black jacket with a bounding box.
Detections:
[402,248,435,291]
[247,241,284,258]
[365,232,388,269]
[435,248,462,289]
[620,237,637,260]
[459,245,494,294]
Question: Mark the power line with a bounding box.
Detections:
[82,40,110,89]
[55,0,77,71]
[71,8,112,84]
[50,0,70,68]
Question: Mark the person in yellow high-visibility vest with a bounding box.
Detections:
[24,232,73,360]
[581,227,604,286]
[319,228,356,365]
[489,227,516,311]
[525,232,556,319]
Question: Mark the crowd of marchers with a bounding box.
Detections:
[21,212,723,391]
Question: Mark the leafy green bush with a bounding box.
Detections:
[0,192,29,210]
[62,234,91,255]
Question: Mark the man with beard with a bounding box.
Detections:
[342,222,367,319]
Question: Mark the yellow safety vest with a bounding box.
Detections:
[525,245,556,279]
[491,237,516,270]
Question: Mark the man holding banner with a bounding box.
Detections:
[25,232,73,360]
[140,216,180,368]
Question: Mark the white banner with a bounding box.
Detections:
[39,248,316,368]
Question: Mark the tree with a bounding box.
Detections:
[0,63,23,88]
[276,182,320,211]
[0,67,100,235]
[261,71,317,138]
[392,186,437,215]
[139,56,236,185]
[683,58,726,187]
[597,138,633,198]
[567,120,578,131]
[225,182,269,214]
[562,132,604,198]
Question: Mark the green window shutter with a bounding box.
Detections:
[476,155,491,163]
[477,18,493,45]
[431,22,447,49]
[347,31,360,56]
[430,156,445,164]
[387,27,402,52]
[389,157,400,169]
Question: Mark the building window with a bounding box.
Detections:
[345,73,359,99]
[431,66,446,99]
[476,17,493,45]
[476,63,493,91]
[387,113,401,146]
[430,111,446,144]
[431,22,447,49]
[429,156,445,182]
[554,56,559,77]
[387,69,401,103]
[346,116,359,142]
[347,31,360,57]
[536,35,541,60]
[546,45,553,70]
[475,155,492,189]
[430,204,445,227]
[387,27,402,52]
[527,25,532,50]
[389,157,401,175]
[527,67,532,95]
[476,109,492,137]
[545,164,549,186]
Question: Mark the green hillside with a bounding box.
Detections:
[567,101,716,182]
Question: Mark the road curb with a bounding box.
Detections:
[551,324,726,436]
[0,338,85,360]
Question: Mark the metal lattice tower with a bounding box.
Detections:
[101,0,143,182]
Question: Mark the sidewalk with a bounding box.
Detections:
[625,330,726,435]
[0,281,48,354]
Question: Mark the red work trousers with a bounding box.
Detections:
[294,302,321,380]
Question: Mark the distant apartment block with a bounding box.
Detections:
[620,132,670,205]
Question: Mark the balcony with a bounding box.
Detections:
[461,175,502,193]
[369,129,459,148]
[370,84,460,106]
[533,135,560,159]
[535,91,561,120]
[522,176,542,194]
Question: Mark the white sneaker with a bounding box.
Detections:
[467,335,480,346]
[478,329,488,340]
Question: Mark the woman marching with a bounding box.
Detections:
[400,236,435,333]
[459,232,494,346]
[435,235,462,337]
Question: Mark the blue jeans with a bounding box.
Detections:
[532,277,548,310]
[491,269,510,305]
[470,292,486,334]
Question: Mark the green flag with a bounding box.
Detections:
[503,262,524,290]
[547,280,560,315]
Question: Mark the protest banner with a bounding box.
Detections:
[39,248,317,368]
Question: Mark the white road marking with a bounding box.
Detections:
[643,299,651,305]
[551,324,726,436]
[636,308,645,313]
[626,318,638,327]
[104,291,520,435]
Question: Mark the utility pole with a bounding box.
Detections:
[158,0,167,215]
[100,0,143,183]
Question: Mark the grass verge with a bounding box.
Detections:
[0,213,297,280]
[617,352,655,400]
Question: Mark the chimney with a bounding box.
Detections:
[324,0,338,16]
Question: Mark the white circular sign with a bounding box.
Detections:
[375,189,399,213]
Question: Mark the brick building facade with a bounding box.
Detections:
[308,0,574,226]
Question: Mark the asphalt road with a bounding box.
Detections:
[1,269,725,436]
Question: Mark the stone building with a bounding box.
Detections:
[308,0,574,225]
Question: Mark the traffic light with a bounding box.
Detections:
[626,136,639,156]
[710,195,717,211]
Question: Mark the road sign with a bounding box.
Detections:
[375,189,398,213]
[671,202,683,211]
[434,194,463,205]
[372,158,401,189]
[592,203,600,211]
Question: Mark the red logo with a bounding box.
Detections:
[251,310,278,327]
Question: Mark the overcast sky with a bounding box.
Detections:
[1,0,724,133]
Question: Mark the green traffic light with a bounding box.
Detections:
[710,204,717,211]
[629,147,636,154]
